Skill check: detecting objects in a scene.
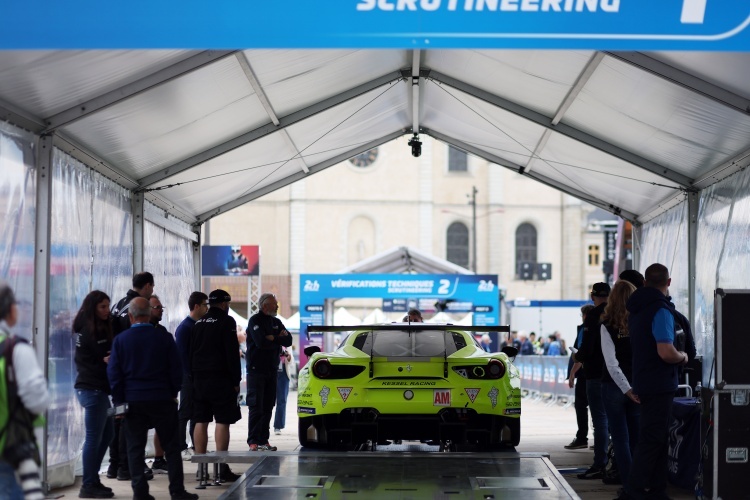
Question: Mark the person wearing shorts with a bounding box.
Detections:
[189,289,242,482]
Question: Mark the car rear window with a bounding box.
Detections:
[351,329,468,357]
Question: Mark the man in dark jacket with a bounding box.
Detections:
[189,289,241,482]
[107,297,196,500]
[246,292,293,451]
[107,272,155,481]
[174,292,208,459]
[625,263,689,499]
[574,282,610,479]
[565,303,594,450]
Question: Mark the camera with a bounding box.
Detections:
[408,133,422,157]
[106,403,129,417]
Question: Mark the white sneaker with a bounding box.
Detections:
[274,429,281,435]
[181,448,194,461]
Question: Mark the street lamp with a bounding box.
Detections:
[468,186,477,273]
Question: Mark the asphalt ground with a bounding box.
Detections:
[51,391,696,499]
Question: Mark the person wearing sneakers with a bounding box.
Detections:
[189,289,242,482]
[246,293,293,451]
[574,282,610,480]
[565,304,594,451]
[107,297,197,500]
[174,292,209,462]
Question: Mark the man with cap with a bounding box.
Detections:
[574,282,611,480]
[189,289,242,482]
[245,293,293,451]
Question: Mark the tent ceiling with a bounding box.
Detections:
[1,49,749,226]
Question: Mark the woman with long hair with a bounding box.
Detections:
[600,279,639,489]
[73,291,115,499]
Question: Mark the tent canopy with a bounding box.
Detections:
[1,49,749,225]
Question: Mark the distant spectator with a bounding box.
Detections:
[520,334,534,355]
[480,334,492,352]
[619,269,645,289]
[529,332,540,354]
[402,308,423,323]
[565,304,596,450]
[546,334,562,356]
[511,331,522,351]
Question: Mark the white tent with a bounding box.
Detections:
[457,313,474,326]
[284,311,300,330]
[334,307,361,326]
[362,308,387,324]
[228,307,248,327]
[427,311,453,324]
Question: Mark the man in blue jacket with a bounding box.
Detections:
[107,297,197,500]
[625,263,688,500]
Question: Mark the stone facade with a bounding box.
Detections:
[206,136,609,313]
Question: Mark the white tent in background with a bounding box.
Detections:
[284,311,300,331]
[362,308,387,324]
[457,313,473,326]
[334,307,361,326]
[228,307,248,328]
[427,311,453,323]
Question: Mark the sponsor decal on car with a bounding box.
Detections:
[299,407,316,414]
[319,386,330,407]
[504,408,521,415]
[465,388,480,403]
[455,368,468,378]
[433,389,451,406]
[381,381,436,386]
[488,386,499,408]
[337,387,352,402]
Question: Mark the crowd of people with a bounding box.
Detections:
[0,271,294,500]
[0,262,695,500]
[567,264,696,500]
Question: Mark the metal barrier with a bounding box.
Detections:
[515,355,575,406]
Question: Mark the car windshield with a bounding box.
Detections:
[351,329,467,357]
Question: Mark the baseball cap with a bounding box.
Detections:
[208,289,232,304]
[591,282,611,297]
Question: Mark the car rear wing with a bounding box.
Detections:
[304,324,510,339]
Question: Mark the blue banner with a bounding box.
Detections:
[2,1,749,50]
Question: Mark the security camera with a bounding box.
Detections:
[408,133,422,157]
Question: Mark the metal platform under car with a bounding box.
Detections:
[217,450,579,499]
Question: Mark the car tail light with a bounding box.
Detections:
[487,359,506,379]
[313,359,332,378]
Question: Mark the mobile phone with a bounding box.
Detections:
[569,346,578,354]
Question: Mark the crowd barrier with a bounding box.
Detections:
[514,355,575,406]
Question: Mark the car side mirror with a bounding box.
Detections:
[304,346,321,357]
[501,346,518,358]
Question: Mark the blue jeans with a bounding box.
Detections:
[76,389,114,487]
[0,461,23,499]
[586,378,609,468]
[274,370,290,430]
[602,381,640,484]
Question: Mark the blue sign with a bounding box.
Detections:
[2,1,749,50]
[299,273,501,365]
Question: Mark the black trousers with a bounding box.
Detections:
[246,370,277,445]
[626,391,674,499]
[123,400,185,499]
[574,376,589,441]
[178,375,196,450]
[108,418,129,472]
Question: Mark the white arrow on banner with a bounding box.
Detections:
[681,0,708,24]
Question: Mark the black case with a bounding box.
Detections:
[703,390,750,499]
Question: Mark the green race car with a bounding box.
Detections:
[298,324,521,449]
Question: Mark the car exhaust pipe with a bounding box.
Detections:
[307,423,319,443]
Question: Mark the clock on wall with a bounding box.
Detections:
[349,148,379,168]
